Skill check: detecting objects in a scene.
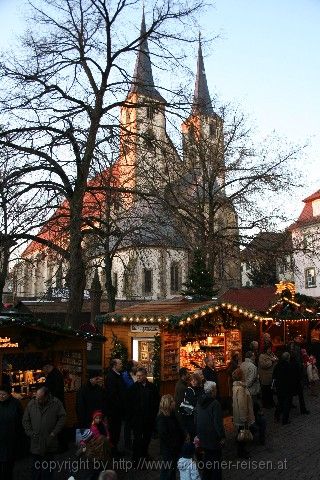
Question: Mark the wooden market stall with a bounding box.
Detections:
[99,298,264,401]
[0,311,105,427]
[261,282,320,358]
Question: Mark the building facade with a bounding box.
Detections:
[291,189,320,297]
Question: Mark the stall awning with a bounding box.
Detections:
[0,311,105,342]
[97,297,265,327]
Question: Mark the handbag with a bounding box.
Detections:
[179,388,195,416]
[237,427,253,443]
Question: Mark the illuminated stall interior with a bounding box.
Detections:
[100,299,264,397]
[0,311,105,426]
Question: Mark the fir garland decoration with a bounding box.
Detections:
[152,334,161,391]
[110,331,128,367]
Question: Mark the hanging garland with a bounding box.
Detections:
[152,334,161,391]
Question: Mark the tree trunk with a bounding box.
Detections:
[0,244,10,306]
[65,192,86,328]
[104,252,116,313]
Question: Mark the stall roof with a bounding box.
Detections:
[97,297,265,327]
[0,311,105,342]
[220,286,278,313]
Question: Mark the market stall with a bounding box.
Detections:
[0,311,105,427]
[98,298,264,400]
[262,282,320,356]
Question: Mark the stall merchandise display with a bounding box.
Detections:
[180,331,242,370]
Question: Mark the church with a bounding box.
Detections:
[14,13,241,303]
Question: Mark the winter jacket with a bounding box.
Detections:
[157,413,184,459]
[90,421,110,440]
[122,371,136,388]
[258,353,278,385]
[232,381,255,427]
[307,363,319,382]
[22,395,66,456]
[177,458,201,480]
[105,369,126,418]
[76,381,108,428]
[240,358,260,396]
[273,359,295,396]
[0,395,24,461]
[195,394,225,450]
[174,379,188,410]
[127,380,159,430]
[45,367,65,405]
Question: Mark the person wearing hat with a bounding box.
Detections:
[43,362,65,405]
[76,370,107,428]
[0,384,24,480]
[90,410,110,441]
[195,381,225,480]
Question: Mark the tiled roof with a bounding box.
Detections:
[220,286,277,313]
[22,166,119,256]
[289,188,320,230]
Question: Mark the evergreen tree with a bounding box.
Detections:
[110,332,128,367]
[182,249,215,299]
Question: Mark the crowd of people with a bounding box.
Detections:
[0,334,319,480]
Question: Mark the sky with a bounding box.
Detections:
[0,0,319,224]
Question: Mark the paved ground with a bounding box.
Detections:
[14,389,320,480]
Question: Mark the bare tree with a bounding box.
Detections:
[149,102,303,290]
[0,0,203,326]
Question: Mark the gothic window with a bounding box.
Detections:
[305,268,316,288]
[143,268,153,295]
[56,265,63,289]
[144,129,156,152]
[147,105,155,120]
[170,262,180,293]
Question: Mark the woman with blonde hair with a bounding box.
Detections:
[157,394,184,480]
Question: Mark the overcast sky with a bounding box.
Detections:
[0,0,319,223]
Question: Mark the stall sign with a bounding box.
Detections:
[0,337,19,348]
[130,325,160,333]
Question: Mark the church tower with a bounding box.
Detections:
[181,40,240,290]
[118,11,168,202]
[182,39,225,189]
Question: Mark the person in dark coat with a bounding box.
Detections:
[43,363,65,405]
[23,386,66,480]
[105,358,126,454]
[203,356,220,400]
[196,381,225,480]
[76,371,107,428]
[288,337,310,414]
[123,360,138,450]
[273,352,295,424]
[157,394,185,480]
[127,367,159,465]
[179,372,203,441]
[174,368,189,411]
[0,384,24,480]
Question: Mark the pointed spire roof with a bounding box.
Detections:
[192,39,214,116]
[129,11,165,102]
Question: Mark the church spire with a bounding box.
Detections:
[129,11,165,102]
[192,37,214,116]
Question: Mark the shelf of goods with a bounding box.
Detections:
[180,330,241,371]
[161,333,180,381]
